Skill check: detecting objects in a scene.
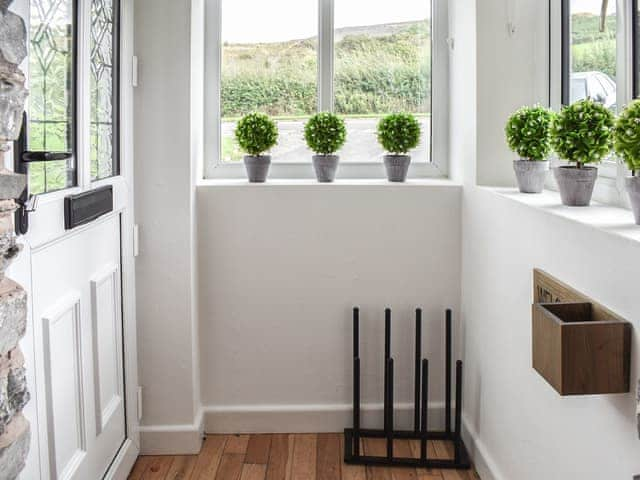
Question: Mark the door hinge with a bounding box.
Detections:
[132,56,139,87]
[133,224,140,257]
[137,386,143,421]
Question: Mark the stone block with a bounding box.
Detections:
[0,348,28,437]
[0,414,30,480]
[0,280,26,357]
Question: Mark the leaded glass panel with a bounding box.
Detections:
[90,0,118,180]
[28,0,75,194]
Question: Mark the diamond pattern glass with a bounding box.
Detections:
[28,0,75,194]
[90,0,118,180]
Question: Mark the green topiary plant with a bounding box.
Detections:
[551,99,614,168]
[304,112,347,155]
[377,113,421,155]
[235,112,278,156]
[614,100,640,175]
[505,106,555,161]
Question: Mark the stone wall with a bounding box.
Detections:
[0,2,30,477]
[0,173,29,480]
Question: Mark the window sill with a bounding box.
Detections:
[197,178,461,188]
[484,187,640,244]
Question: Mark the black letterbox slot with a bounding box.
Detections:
[64,186,114,230]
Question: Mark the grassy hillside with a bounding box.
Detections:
[571,13,616,77]
[221,20,431,120]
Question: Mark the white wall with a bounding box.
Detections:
[133,0,201,450]
[475,0,548,186]
[197,183,462,432]
[461,187,640,480]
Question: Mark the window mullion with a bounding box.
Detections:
[318,0,334,112]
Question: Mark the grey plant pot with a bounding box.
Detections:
[553,166,598,207]
[312,155,339,183]
[626,176,640,225]
[244,155,271,183]
[384,155,411,182]
[513,160,549,194]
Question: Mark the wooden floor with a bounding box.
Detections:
[128,434,479,480]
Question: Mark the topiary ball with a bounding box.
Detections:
[377,113,421,155]
[551,99,614,166]
[614,100,640,173]
[505,105,555,161]
[304,113,347,155]
[235,113,278,156]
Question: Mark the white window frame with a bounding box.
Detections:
[550,0,634,206]
[203,0,449,179]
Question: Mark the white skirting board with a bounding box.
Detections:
[202,402,449,434]
[462,416,504,480]
[138,410,205,455]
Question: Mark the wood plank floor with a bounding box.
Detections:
[129,434,480,480]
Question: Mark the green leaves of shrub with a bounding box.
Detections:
[614,100,640,173]
[551,99,614,167]
[377,113,421,155]
[505,106,555,161]
[235,113,278,156]
[304,113,347,155]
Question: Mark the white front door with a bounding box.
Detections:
[10,0,136,478]
[31,215,126,480]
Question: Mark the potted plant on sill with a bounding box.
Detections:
[235,112,279,183]
[614,100,640,225]
[505,105,555,193]
[551,99,614,206]
[304,112,347,182]
[377,113,421,182]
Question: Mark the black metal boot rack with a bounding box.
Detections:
[343,308,471,470]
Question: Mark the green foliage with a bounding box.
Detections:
[234,113,278,156]
[505,106,555,161]
[572,40,616,77]
[377,113,421,154]
[221,21,431,119]
[570,14,617,78]
[551,99,614,166]
[304,113,347,155]
[614,100,640,173]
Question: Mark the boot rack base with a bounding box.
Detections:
[344,307,471,471]
[343,429,471,470]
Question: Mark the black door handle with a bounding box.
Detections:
[21,151,73,163]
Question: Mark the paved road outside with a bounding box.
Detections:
[223,117,431,163]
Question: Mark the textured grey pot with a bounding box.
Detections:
[626,176,640,225]
[384,155,411,182]
[513,160,549,194]
[312,155,339,183]
[553,166,598,207]
[244,155,271,183]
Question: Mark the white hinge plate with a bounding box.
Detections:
[132,56,139,87]
[133,224,140,257]
[137,386,143,421]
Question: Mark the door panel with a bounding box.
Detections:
[41,293,86,479]
[32,214,125,480]
[90,264,123,436]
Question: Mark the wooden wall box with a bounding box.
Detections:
[532,270,631,396]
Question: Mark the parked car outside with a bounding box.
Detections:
[571,71,617,111]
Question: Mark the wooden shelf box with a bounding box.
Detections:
[532,302,631,395]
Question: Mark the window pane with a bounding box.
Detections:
[566,0,617,111]
[221,0,317,163]
[90,0,119,181]
[334,0,431,163]
[29,0,75,194]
